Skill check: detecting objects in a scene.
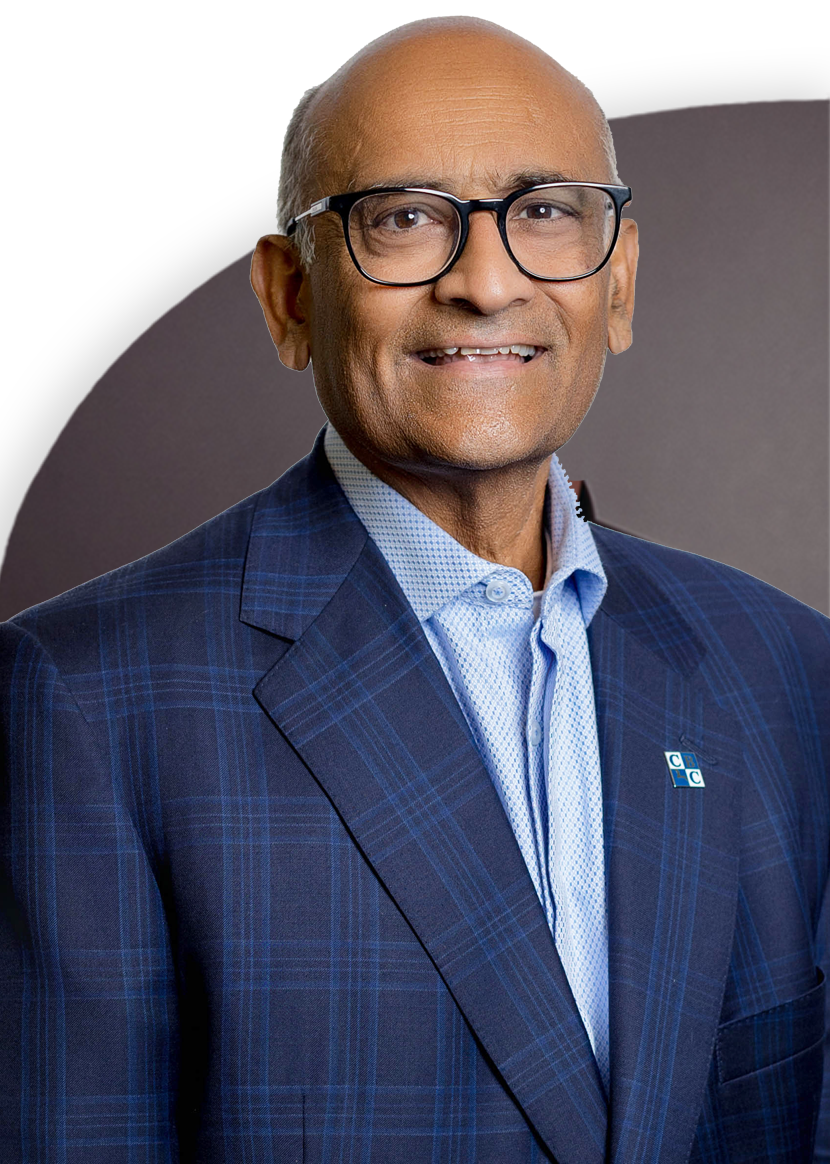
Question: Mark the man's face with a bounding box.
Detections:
[258,29,638,479]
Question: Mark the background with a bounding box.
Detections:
[0,4,824,623]
[3,2,824,405]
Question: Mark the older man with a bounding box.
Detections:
[1,16,828,1164]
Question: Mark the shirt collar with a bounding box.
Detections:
[323,423,607,627]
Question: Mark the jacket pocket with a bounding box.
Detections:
[716,968,825,1084]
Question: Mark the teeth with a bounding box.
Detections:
[420,343,538,358]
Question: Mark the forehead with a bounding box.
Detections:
[315,34,609,195]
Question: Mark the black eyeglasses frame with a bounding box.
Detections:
[285,182,632,286]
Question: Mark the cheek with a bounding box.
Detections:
[544,284,610,404]
[306,264,405,433]
[310,261,414,386]
[307,260,364,378]
[542,278,608,348]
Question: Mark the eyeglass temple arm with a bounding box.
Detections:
[285,197,331,236]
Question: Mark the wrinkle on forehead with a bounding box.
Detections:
[304,18,617,196]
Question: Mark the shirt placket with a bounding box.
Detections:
[541,577,610,1092]
[526,616,556,931]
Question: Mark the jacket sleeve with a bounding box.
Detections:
[0,620,180,1163]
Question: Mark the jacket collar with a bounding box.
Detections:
[241,429,709,671]
[322,422,607,626]
[240,429,368,641]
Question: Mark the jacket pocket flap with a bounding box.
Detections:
[716,969,825,1084]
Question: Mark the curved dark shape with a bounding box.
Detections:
[3,45,824,554]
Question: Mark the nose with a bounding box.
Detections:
[433,209,534,313]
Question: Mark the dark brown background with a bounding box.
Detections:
[1,101,827,621]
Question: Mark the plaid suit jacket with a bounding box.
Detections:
[1,429,829,1164]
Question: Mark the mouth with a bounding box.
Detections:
[415,343,544,367]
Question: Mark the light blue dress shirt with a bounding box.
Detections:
[324,424,610,1091]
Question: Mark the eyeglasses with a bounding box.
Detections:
[286,182,632,287]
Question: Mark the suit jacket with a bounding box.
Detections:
[1,429,829,1164]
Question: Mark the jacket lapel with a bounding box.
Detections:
[240,440,744,1163]
[589,527,743,1164]
[242,436,608,1164]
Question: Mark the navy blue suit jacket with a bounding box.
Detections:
[2,430,829,1163]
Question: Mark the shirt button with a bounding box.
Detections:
[485,578,511,603]
[528,722,543,746]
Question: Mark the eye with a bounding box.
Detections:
[516,201,569,221]
[376,206,435,231]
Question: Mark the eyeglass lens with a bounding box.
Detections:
[346,186,617,284]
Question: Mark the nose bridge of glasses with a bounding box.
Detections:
[459,198,508,242]
[454,199,515,266]
[465,197,504,215]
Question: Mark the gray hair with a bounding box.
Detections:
[277,83,324,267]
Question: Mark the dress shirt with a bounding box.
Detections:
[323,423,610,1091]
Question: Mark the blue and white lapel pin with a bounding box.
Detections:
[664,750,705,787]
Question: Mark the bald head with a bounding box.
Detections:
[278,18,618,259]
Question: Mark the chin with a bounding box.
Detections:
[407,418,560,473]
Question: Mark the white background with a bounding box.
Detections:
[2,0,827,564]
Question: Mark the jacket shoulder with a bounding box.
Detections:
[592,522,828,612]
[590,523,830,676]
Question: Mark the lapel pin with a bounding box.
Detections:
[664,750,705,787]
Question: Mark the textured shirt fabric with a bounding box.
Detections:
[323,423,610,1091]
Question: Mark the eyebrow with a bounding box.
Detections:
[350,170,578,196]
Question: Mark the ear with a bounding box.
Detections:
[250,235,311,371]
[606,218,639,355]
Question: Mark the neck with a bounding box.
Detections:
[343,441,552,591]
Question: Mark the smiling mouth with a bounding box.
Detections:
[416,343,543,366]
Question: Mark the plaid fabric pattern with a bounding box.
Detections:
[324,424,611,1089]
[1,428,829,1163]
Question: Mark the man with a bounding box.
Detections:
[1,16,828,1164]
